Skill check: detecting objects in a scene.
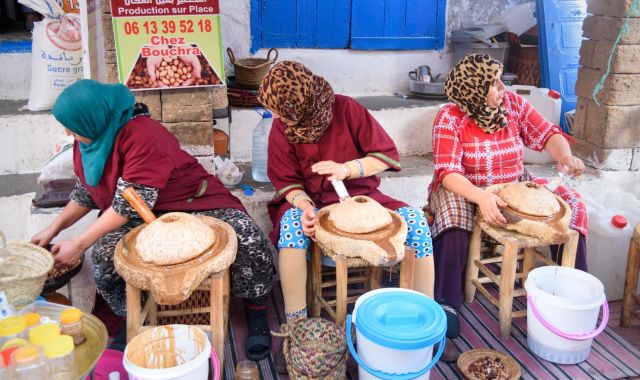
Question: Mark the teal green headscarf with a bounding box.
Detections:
[52,80,135,186]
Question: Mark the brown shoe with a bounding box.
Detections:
[439,338,460,363]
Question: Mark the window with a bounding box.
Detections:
[250,0,446,52]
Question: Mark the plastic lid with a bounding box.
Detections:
[0,316,26,337]
[60,308,82,324]
[611,215,628,229]
[1,338,29,350]
[1,346,18,366]
[354,291,446,350]
[43,335,74,358]
[29,323,60,345]
[548,89,561,99]
[12,345,39,363]
[262,110,272,118]
[24,313,41,327]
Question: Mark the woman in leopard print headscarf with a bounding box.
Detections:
[259,62,435,374]
[426,54,589,358]
[444,53,507,133]
[258,61,334,143]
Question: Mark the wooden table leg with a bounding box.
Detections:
[399,248,415,290]
[522,247,536,285]
[561,230,578,268]
[370,266,382,290]
[310,242,322,318]
[622,228,640,327]
[126,283,141,343]
[335,254,348,326]
[465,223,483,303]
[222,269,230,343]
[210,272,224,373]
[499,239,519,338]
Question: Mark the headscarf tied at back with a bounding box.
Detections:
[52,79,135,186]
[444,54,507,133]
[258,61,335,144]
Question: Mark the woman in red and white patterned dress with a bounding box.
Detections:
[426,54,588,347]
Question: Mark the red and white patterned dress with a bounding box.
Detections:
[427,91,588,238]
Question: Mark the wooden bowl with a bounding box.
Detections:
[457,349,521,380]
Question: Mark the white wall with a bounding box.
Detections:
[219,0,533,96]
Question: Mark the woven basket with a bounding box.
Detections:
[226,76,261,107]
[273,318,347,379]
[227,47,278,86]
[457,349,521,380]
[0,232,54,307]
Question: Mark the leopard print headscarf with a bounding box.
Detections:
[258,61,335,144]
[444,54,507,133]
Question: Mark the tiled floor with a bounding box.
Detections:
[608,299,640,352]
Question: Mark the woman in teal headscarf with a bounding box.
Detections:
[31,80,276,360]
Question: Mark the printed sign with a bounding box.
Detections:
[109,0,224,90]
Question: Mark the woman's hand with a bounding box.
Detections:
[30,226,59,248]
[51,239,87,268]
[477,190,508,227]
[311,160,350,181]
[300,205,317,238]
[558,155,585,178]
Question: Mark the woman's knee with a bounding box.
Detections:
[278,208,309,249]
[395,206,433,258]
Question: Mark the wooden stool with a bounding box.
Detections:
[621,223,640,327]
[308,242,416,326]
[465,219,578,337]
[125,269,230,372]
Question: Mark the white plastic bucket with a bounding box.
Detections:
[506,85,562,164]
[524,267,608,364]
[123,325,219,380]
[347,289,447,380]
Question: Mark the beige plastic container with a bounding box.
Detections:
[11,344,49,379]
[43,334,77,380]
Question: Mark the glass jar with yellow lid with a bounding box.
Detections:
[11,344,49,379]
[0,315,27,347]
[60,307,86,345]
[42,335,76,380]
[28,322,60,346]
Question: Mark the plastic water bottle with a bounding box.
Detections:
[252,109,272,182]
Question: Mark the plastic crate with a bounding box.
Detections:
[453,42,509,65]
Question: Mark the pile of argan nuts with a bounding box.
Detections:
[467,356,512,380]
[127,55,217,89]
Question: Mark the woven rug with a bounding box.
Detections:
[221,282,640,380]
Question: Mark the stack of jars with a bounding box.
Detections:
[0,307,85,379]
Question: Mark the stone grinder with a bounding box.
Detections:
[314,195,408,266]
[114,188,237,305]
[481,181,572,244]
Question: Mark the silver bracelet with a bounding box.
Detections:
[291,192,311,209]
[355,159,365,178]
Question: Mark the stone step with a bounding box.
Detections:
[223,95,443,162]
[0,96,444,175]
[0,39,31,101]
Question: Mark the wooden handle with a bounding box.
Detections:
[122,187,156,224]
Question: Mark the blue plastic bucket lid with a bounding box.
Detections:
[355,291,446,350]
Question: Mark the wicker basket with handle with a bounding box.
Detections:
[227,47,278,86]
[0,231,54,307]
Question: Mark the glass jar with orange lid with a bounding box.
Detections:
[60,308,86,345]
[0,315,27,347]
[11,344,49,379]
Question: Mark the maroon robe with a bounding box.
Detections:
[73,116,245,213]
[267,95,406,245]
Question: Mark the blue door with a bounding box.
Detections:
[536,0,587,131]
